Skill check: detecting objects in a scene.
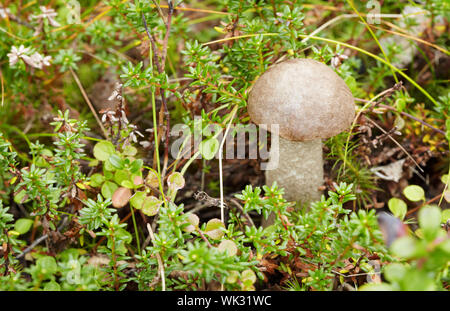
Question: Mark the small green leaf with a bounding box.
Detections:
[184,213,199,233]
[37,256,58,275]
[383,263,406,283]
[90,173,105,187]
[418,205,441,234]
[167,172,185,191]
[121,180,135,189]
[141,196,162,216]
[108,154,124,169]
[114,170,129,184]
[199,138,219,160]
[388,198,407,220]
[146,170,160,189]
[123,145,137,156]
[391,236,417,258]
[218,240,238,257]
[14,189,29,204]
[44,281,61,291]
[14,218,34,235]
[403,185,425,202]
[226,270,240,284]
[204,218,225,240]
[241,269,256,285]
[129,159,143,173]
[101,181,118,199]
[130,191,146,210]
[93,141,115,161]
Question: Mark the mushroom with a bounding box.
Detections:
[248,59,355,223]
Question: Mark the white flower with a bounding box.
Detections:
[101,110,118,123]
[21,52,52,69]
[7,45,31,66]
[120,110,129,124]
[331,54,348,68]
[31,6,60,27]
[0,7,11,19]
[139,141,151,148]
[108,82,123,101]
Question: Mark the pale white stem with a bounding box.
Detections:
[146,223,166,291]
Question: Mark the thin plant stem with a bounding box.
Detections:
[146,223,166,291]
[130,206,141,256]
[219,105,238,223]
[69,68,109,139]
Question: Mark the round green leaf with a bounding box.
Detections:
[123,145,137,156]
[114,170,130,186]
[388,198,407,220]
[199,138,219,160]
[403,185,425,202]
[101,181,118,199]
[108,154,124,169]
[93,141,115,161]
[90,173,105,187]
[146,170,160,189]
[218,240,238,257]
[383,263,406,283]
[390,236,417,259]
[167,172,185,191]
[14,218,34,235]
[204,218,225,240]
[241,269,256,284]
[44,281,61,291]
[141,196,162,216]
[226,270,240,284]
[418,205,441,233]
[37,256,58,275]
[130,191,146,210]
[184,213,199,233]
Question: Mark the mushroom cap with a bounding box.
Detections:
[248,58,355,141]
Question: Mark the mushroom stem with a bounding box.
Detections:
[263,137,323,226]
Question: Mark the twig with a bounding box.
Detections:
[141,13,171,178]
[151,0,167,24]
[161,0,174,70]
[405,193,441,216]
[229,198,255,227]
[378,104,446,136]
[197,229,213,248]
[69,68,109,139]
[366,82,404,114]
[365,116,424,172]
[146,223,166,291]
[16,216,68,259]
[355,97,446,136]
[16,234,48,259]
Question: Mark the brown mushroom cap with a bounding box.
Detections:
[248,58,355,141]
